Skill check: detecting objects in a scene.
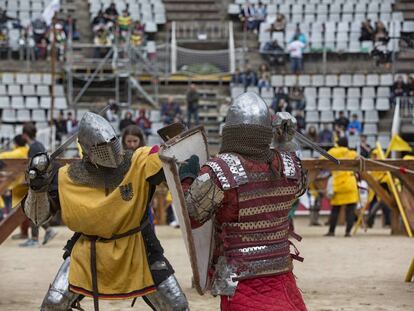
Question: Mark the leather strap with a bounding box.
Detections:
[85,219,150,311]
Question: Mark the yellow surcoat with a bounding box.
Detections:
[59,146,161,299]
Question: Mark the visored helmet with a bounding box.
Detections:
[78,112,123,168]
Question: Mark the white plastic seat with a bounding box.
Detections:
[2,108,16,122]
[332,98,345,111]
[365,110,379,123]
[352,74,366,87]
[362,87,376,98]
[380,74,393,86]
[305,111,319,123]
[347,98,360,111]
[8,85,21,96]
[23,85,36,96]
[37,85,50,96]
[304,87,317,98]
[0,96,10,108]
[271,75,283,87]
[318,87,331,98]
[11,96,24,109]
[347,87,361,98]
[29,73,42,84]
[376,98,390,111]
[361,98,375,111]
[16,73,29,84]
[333,88,345,98]
[2,73,14,84]
[17,109,31,122]
[298,75,311,86]
[325,75,338,87]
[284,75,297,87]
[54,85,65,97]
[318,98,331,111]
[42,74,53,85]
[55,98,68,110]
[312,75,324,87]
[0,85,6,95]
[363,124,378,135]
[32,109,46,122]
[25,97,39,109]
[305,98,317,111]
[40,97,52,109]
[366,74,380,86]
[320,111,334,123]
[339,74,352,87]
[377,87,390,97]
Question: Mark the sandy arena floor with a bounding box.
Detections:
[0,217,413,311]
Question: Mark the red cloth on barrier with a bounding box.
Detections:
[220,272,307,311]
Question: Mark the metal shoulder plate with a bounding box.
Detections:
[205,153,248,190]
[279,151,301,180]
[186,173,224,225]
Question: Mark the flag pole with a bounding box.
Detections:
[49,13,57,151]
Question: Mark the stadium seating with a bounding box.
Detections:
[229,0,403,53]
[0,0,52,26]
[230,72,398,153]
[88,0,166,33]
[0,72,68,143]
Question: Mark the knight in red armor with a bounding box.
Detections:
[180,92,308,311]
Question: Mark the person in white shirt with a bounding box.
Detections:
[287,35,306,74]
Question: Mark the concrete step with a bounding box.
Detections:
[165,4,219,12]
[394,2,414,11]
[164,0,216,3]
[403,12,414,20]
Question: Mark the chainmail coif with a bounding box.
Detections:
[220,124,275,163]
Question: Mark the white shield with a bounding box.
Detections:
[159,126,213,295]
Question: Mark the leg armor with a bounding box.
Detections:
[41,257,81,311]
[144,275,189,311]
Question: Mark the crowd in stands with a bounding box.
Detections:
[92,2,146,58]
[54,110,78,144]
[0,7,80,60]
[391,75,414,103]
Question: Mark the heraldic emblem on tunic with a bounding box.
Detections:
[119,183,134,201]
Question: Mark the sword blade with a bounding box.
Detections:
[295,130,340,165]
[49,104,111,160]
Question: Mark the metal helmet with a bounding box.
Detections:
[78,112,123,168]
[224,92,272,129]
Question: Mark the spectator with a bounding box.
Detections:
[119,111,136,132]
[118,9,132,32]
[289,84,305,110]
[287,35,305,74]
[186,84,200,127]
[359,134,371,158]
[374,21,389,43]
[268,13,286,34]
[105,101,119,122]
[293,24,307,44]
[392,75,406,98]
[32,17,48,44]
[260,39,285,65]
[334,123,346,141]
[273,87,289,108]
[347,113,362,135]
[257,64,270,94]
[306,125,318,142]
[55,110,67,144]
[359,19,374,42]
[239,2,255,31]
[135,108,152,137]
[294,110,306,133]
[122,124,146,151]
[35,37,48,60]
[242,65,257,89]
[231,68,244,85]
[319,124,333,145]
[104,2,119,22]
[66,111,78,134]
[334,111,349,131]
[92,10,107,33]
[0,9,14,26]
[20,122,57,247]
[252,2,267,33]
[93,28,111,58]
[161,96,182,125]
[407,75,414,97]
[130,28,143,47]
[64,14,80,40]
[274,98,292,114]
[325,137,359,237]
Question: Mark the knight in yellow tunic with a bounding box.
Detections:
[23,112,189,311]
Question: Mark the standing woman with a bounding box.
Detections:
[122,124,146,151]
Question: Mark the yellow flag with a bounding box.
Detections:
[385,134,412,157]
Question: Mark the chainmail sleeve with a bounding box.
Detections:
[295,156,308,199]
[185,166,224,226]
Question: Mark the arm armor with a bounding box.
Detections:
[24,189,52,226]
[185,172,224,225]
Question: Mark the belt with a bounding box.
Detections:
[84,218,150,311]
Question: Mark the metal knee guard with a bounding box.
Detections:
[41,257,80,311]
[145,275,189,311]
